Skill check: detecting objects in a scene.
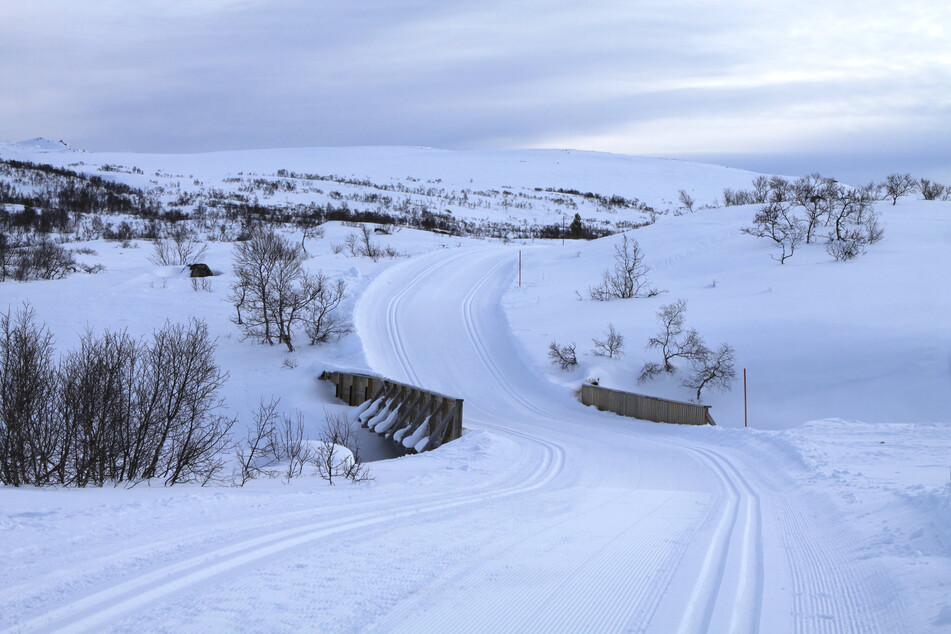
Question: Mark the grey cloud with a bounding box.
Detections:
[0,1,947,181]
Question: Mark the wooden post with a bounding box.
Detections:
[743,368,748,428]
[518,250,521,287]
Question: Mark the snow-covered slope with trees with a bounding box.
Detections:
[1,142,949,632]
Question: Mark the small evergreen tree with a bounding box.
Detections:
[568,213,584,239]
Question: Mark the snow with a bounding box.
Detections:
[1,142,949,631]
[3,137,77,153]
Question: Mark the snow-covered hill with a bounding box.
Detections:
[1,142,949,631]
[0,141,766,234]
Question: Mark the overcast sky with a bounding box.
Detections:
[2,1,948,182]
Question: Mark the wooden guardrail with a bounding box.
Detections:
[581,383,715,426]
[319,371,463,453]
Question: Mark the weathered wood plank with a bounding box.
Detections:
[580,384,714,426]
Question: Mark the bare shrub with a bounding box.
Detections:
[548,341,578,370]
[233,400,313,485]
[312,411,370,484]
[129,318,234,486]
[234,398,281,486]
[149,225,208,266]
[919,179,947,201]
[588,234,659,300]
[825,231,866,261]
[277,410,312,482]
[302,275,352,344]
[723,187,757,207]
[149,238,177,267]
[678,189,695,213]
[58,328,143,487]
[591,323,624,358]
[1,313,234,487]
[12,239,76,281]
[745,177,884,263]
[0,303,58,486]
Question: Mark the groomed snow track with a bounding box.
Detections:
[3,246,908,633]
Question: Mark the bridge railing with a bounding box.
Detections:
[580,383,715,426]
[320,371,463,452]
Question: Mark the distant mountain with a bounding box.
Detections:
[14,137,77,151]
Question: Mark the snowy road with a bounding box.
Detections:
[353,246,906,633]
[2,246,909,633]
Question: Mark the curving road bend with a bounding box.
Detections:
[353,245,906,633]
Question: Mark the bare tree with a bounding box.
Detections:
[682,343,736,401]
[751,175,770,204]
[231,228,286,345]
[792,173,837,243]
[591,323,624,358]
[231,228,349,352]
[588,234,659,300]
[882,173,916,205]
[744,200,805,264]
[548,341,578,370]
[640,299,707,381]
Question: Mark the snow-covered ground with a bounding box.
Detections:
[1,142,949,632]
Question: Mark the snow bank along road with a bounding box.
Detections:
[3,247,908,633]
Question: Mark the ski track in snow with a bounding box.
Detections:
[4,245,911,633]
[356,246,906,633]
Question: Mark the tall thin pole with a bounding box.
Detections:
[518,250,521,287]
[743,368,748,428]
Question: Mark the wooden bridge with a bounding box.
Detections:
[320,371,464,453]
[581,383,715,426]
